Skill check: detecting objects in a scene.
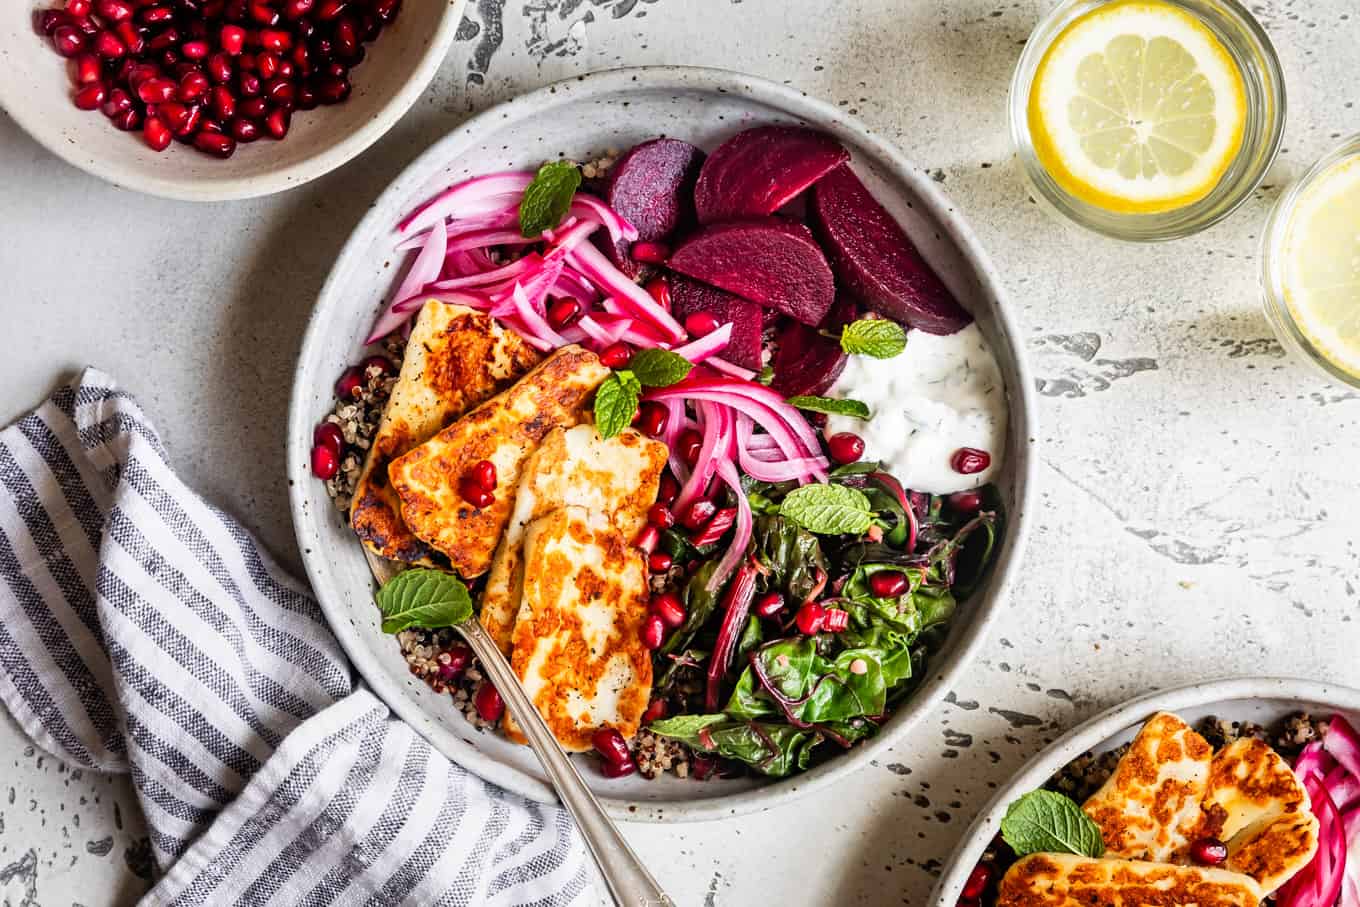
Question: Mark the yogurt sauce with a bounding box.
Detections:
[824,323,1008,495]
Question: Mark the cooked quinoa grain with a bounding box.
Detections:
[321,337,405,512]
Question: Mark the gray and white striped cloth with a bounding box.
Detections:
[0,368,596,906]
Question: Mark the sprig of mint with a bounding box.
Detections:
[375,568,474,634]
[592,350,692,439]
[840,319,908,359]
[519,161,582,238]
[1000,790,1106,858]
[787,395,871,419]
[779,483,875,535]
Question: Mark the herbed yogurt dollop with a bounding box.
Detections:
[826,323,1007,494]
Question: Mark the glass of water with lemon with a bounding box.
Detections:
[1010,0,1285,240]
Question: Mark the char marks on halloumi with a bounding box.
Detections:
[387,345,609,578]
[998,853,1262,907]
[479,425,668,653]
[503,507,652,751]
[350,302,540,563]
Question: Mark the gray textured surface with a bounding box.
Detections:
[0,0,1357,904]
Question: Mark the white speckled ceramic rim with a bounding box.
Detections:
[930,676,1360,905]
[288,65,1039,821]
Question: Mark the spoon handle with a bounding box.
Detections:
[458,618,674,907]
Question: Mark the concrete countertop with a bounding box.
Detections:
[1,0,1357,904]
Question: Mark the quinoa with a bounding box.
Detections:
[631,728,692,780]
[578,149,619,181]
[395,626,497,731]
[321,335,405,512]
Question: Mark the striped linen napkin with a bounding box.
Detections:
[0,368,597,906]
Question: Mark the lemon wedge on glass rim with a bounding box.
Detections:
[1027,0,1248,214]
[1280,156,1360,378]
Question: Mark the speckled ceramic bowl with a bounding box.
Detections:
[287,66,1038,821]
[0,1,465,201]
[931,677,1360,904]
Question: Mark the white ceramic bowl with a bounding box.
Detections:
[930,676,1360,905]
[287,66,1038,821]
[0,1,466,201]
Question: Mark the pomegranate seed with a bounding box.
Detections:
[257,51,280,78]
[600,758,635,778]
[646,503,674,529]
[436,645,471,683]
[238,95,268,119]
[360,354,394,376]
[458,478,493,510]
[258,27,292,52]
[40,10,70,36]
[592,727,632,766]
[317,0,347,19]
[651,592,686,628]
[822,608,849,633]
[52,26,86,57]
[473,684,504,722]
[125,62,159,90]
[636,401,667,438]
[313,73,350,104]
[111,107,142,130]
[207,51,233,82]
[676,428,702,467]
[136,76,175,102]
[139,5,173,25]
[181,39,209,60]
[684,311,721,338]
[93,29,125,57]
[310,443,339,479]
[249,2,280,25]
[199,117,224,134]
[795,602,826,635]
[74,52,101,84]
[217,23,247,55]
[147,26,179,52]
[102,86,132,115]
[178,70,209,101]
[142,115,172,150]
[631,241,669,264]
[648,551,673,574]
[283,0,314,16]
[599,342,631,370]
[334,17,358,57]
[67,0,93,16]
[230,116,260,141]
[193,130,236,157]
[468,459,497,491]
[334,366,363,399]
[681,499,716,531]
[238,71,261,97]
[632,524,660,555]
[640,612,666,650]
[115,21,143,55]
[642,699,666,723]
[951,447,991,475]
[753,592,784,619]
[868,570,908,598]
[1190,837,1228,865]
[210,84,236,118]
[546,298,581,330]
[826,431,865,464]
[95,1,133,22]
[264,107,290,138]
[157,100,190,131]
[644,276,671,310]
[948,490,983,514]
[373,0,400,21]
[313,421,344,454]
[657,473,679,506]
[73,82,108,109]
[962,863,993,900]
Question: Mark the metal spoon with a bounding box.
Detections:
[366,552,673,907]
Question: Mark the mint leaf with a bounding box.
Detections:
[779,483,875,535]
[593,370,641,440]
[648,713,728,747]
[519,161,582,237]
[375,568,473,634]
[629,349,693,388]
[1000,790,1106,858]
[841,319,908,358]
[756,366,775,386]
[787,395,871,419]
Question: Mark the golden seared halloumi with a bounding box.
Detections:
[479,425,668,653]
[503,507,652,751]
[387,346,609,578]
[998,853,1263,907]
[350,302,541,563]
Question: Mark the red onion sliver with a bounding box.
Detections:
[367,213,448,342]
[397,171,535,237]
[710,458,754,592]
[671,322,732,364]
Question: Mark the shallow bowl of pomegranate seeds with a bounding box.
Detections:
[929,678,1360,907]
[287,66,1038,819]
[2,0,466,201]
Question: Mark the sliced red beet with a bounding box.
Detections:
[811,164,971,335]
[602,137,705,277]
[670,276,764,370]
[771,294,858,397]
[667,219,835,326]
[694,125,849,224]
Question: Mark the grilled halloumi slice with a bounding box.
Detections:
[350,301,540,563]
[1084,713,1318,893]
[502,507,652,751]
[1083,712,1214,861]
[387,346,609,578]
[998,854,1263,907]
[479,425,668,654]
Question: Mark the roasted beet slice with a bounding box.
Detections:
[670,276,764,370]
[667,219,835,326]
[811,164,971,335]
[694,126,849,224]
[771,295,858,397]
[601,138,705,277]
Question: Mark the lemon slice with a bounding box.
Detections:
[1028,1,1247,213]
[1282,156,1360,378]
